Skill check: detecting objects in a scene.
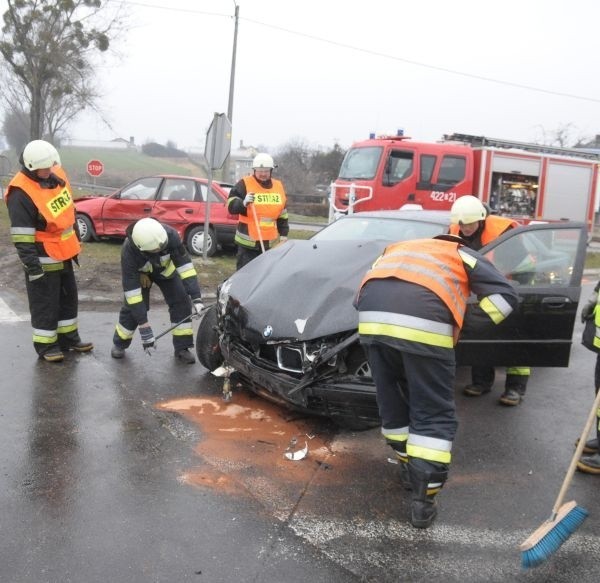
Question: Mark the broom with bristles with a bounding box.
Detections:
[519,388,600,568]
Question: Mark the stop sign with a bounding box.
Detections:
[87,159,104,177]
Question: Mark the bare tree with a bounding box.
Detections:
[275,139,346,195]
[0,0,126,142]
[2,109,30,152]
[534,123,590,148]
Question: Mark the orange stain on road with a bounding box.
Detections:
[156,391,349,514]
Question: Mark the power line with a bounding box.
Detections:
[244,18,600,105]
[114,0,600,105]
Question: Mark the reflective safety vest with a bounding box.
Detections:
[6,167,80,260]
[450,215,518,245]
[238,175,286,242]
[359,238,471,328]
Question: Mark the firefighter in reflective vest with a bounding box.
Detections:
[110,218,204,364]
[449,195,531,406]
[227,153,289,270]
[355,235,518,528]
[5,140,93,362]
[577,282,600,473]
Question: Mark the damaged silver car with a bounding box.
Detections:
[196,210,588,429]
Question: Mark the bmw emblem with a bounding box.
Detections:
[263,325,273,338]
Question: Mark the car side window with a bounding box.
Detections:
[120,177,162,201]
[483,228,580,286]
[197,184,223,203]
[159,179,196,201]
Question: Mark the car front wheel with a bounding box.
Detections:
[76,213,95,242]
[196,304,223,370]
[186,226,216,256]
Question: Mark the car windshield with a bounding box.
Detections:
[312,216,447,242]
[338,147,382,180]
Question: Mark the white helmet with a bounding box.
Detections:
[252,153,275,170]
[22,140,61,171]
[450,195,487,225]
[131,218,168,252]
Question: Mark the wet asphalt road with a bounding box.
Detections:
[1,281,600,583]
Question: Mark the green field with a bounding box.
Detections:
[1,146,204,190]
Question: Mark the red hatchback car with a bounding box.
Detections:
[74,175,238,256]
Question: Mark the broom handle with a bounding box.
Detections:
[251,203,266,254]
[552,386,600,516]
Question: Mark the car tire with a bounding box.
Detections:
[186,226,217,257]
[346,345,371,378]
[76,213,95,242]
[196,304,223,370]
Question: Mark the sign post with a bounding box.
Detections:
[203,113,232,259]
[87,159,104,189]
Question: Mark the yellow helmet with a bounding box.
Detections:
[450,195,486,225]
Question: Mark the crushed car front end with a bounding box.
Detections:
[214,239,387,428]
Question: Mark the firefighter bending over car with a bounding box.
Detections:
[355,235,518,528]
[110,218,204,364]
[5,140,93,362]
[449,195,531,406]
[577,281,600,474]
[227,153,289,270]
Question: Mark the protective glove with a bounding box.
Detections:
[192,299,205,316]
[28,272,44,282]
[139,325,155,354]
[279,236,288,244]
[140,273,152,288]
[243,193,255,207]
[581,292,598,323]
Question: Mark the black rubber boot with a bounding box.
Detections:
[175,348,196,364]
[387,442,411,491]
[577,453,600,474]
[464,366,494,396]
[575,437,599,454]
[498,389,522,406]
[407,459,448,529]
[111,345,126,359]
[41,345,64,363]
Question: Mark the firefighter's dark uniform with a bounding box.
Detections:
[355,236,518,527]
[227,174,289,270]
[5,165,88,358]
[577,281,600,473]
[112,221,202,353]
[450,215,531,402]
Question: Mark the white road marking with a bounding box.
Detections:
[288,515,600,579]
[0,296,27,322]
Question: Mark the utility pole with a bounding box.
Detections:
[223,2,239,184]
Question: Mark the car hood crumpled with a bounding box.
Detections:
[226,239,388,341]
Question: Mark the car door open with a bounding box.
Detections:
[456,221,588,367]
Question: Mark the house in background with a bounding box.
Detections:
[226,140,257,183]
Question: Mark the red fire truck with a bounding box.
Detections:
[330,132,600,231]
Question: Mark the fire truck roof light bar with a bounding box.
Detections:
[443,133,600,161]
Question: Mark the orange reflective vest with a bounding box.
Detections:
[238,175,287,242]
[359,239,470,328]
[450,215,518,245]
[6,167,80,260]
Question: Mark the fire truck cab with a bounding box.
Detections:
[330,132,600,232]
